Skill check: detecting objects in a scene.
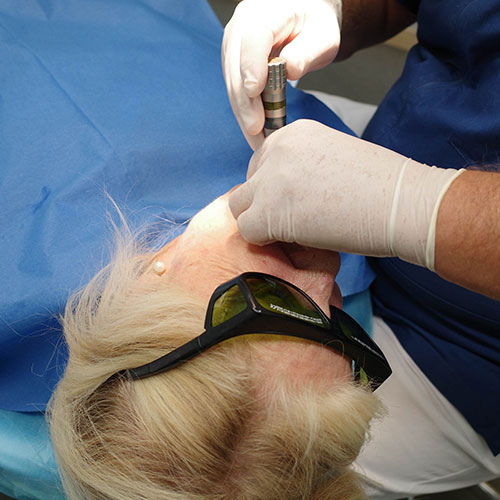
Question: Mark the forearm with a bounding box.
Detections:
[435,170,500,301]
[336,0,417,60]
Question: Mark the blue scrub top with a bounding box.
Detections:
[365,0,500,454]
[0,0,374,413]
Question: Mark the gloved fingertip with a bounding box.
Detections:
[243,77,261,97]
[236,209,274,246]
[239,114,264,150]
[280,57,306,81]
[243,120,264,143]
[247,133,265,152]
[228,189,244,218]
[283,65,304,82]
[237,225,270,246]
[246,120,263,136]
[228,181,255,219]
[248,239,271,247]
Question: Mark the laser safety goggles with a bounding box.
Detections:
[124,272,392,389]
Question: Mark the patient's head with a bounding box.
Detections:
[49,193,382,500]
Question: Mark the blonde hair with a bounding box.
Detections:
[48,229,383,500]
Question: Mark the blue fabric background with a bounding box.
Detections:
[0,0,374,412]
[0,2,376,497]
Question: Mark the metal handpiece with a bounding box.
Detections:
[262,57,287,136]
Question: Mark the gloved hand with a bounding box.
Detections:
[229,120,464,271]
[222,0,341,150]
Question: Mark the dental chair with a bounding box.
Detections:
[0,1,375,498]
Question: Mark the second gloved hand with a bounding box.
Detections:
[229,120,464,270]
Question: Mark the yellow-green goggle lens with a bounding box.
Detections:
[212,284,247,327]
[247,278,327,328]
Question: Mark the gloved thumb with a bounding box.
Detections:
[279,5,340,80]
[234,205,273,246]
[229,182,255,219]
[280,28,339,80]
[229,183,274,245]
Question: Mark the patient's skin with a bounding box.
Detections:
[153,192,351,385]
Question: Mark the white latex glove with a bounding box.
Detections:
[222,0,341,150]
[229,120,464,271]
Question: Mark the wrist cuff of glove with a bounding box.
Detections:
[390,159,465,269]
[425,168,465,271]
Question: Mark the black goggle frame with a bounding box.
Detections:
[123,272,392,389]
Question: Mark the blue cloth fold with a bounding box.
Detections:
[0,410,65,500]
